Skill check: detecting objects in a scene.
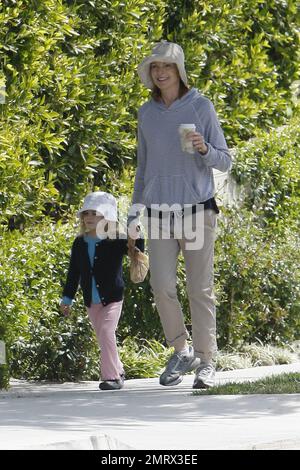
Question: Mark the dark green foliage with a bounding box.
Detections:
[215,118,300,347]
[0,364,9,390]
[215,208,300,348]
[0,0,165,226]
[1,1,300,385]
[0,325,9,389]
[165,0,300,144]
[232,117,300,227]
[0,0,299,226]
[11,311,100,381]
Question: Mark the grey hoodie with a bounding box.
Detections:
[132,88,231,208]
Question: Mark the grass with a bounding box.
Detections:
[215,341,300,371]
[193,372,300,396]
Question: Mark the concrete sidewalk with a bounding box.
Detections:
[0,363,299,450]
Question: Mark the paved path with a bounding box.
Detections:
[0,363,299,450]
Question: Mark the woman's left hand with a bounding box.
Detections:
[188,132,208,155]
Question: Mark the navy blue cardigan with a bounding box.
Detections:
[63,235,144,307]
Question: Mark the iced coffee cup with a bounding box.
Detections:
[178,124,196,154]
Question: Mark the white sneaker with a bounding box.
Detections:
[193,363,215,389]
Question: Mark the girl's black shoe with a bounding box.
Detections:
[99,374,125,391]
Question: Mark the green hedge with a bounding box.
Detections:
[0,0,164,226]
[214,117,300,347]
[215,208,300,348]
[164,0,300,143]
[1,1,300,386]
[0,0,299,227]
[1,119,299,383]
[231,116,300,227]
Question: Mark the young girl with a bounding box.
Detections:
[60,191,144,390]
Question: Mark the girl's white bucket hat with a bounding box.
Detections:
[77,191,118,222]
[137,41,188,90]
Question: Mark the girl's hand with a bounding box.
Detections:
[128,219,141,240]
[188,131,208,155]
[60,303,71,316]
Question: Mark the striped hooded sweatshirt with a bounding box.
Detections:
[132,88,232,208]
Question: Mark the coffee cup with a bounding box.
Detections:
[178,124,196,154]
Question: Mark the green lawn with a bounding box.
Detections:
[193,372,300,396]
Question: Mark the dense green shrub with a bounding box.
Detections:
[1,1,300,383]
[0,325,9,389]
[215,208,300,348]
[0,0,164,226]
[164,0,300,144]
[231,116,300,227]
[0,363,9,390]
[214,117,300,347]
[0,0,299,227]
[0,219,97,381]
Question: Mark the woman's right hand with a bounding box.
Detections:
[60,303,71,316]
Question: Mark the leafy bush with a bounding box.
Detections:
[119,337,171,379]
[0,219,100,381]
[232,117,300,227]
[0,364,9,390]
[0,0,164,226]
[165,0,300,144]
[1,0,299,227]
[215,208,300,348]
[1,1,300,383]
[0,325,9,390]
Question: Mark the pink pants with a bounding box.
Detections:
[87,301,124,381]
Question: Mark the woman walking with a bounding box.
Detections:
[131,41,231,388]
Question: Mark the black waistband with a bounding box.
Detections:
[146,197,219,218]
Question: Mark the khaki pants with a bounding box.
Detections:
[147,209,217,363]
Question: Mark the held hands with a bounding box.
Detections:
[187,131,208,155]
[60,303,71,317]
[127,237,140,259]
[127,218,141,241]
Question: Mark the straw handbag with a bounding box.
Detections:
[127,238,149,283]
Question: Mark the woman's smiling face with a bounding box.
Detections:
[150,61,180,92]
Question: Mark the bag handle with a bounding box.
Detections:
[128,237,139,258]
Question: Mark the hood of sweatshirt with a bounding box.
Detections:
[133,87,231,208]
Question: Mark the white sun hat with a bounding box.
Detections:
[137,41,188,90]
[77,191,118,222]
